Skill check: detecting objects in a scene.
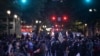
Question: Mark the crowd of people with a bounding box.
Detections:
[0,32,100,56]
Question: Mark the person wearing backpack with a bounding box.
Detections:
[27,40,34,56]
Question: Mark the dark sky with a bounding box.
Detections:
[0,0,100,23]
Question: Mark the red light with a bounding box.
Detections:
[63,16,68,20]
[52,16,56,20]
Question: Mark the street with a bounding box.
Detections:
[0,0,100,56]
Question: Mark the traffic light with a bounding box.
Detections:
[63,16,68,21]
[52,16,56,21]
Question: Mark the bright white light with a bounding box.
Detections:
[89,9,92,12]
[85,23,87,27]
[35,20,38,24]
[14,14,18,19]
[7,10,11,15]
[43,25,47,28]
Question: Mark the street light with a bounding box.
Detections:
[89,8,97,12]
[42,25,47,28]
[6,10,11,35]
[14,14,18,34]
[89,9,92,12]
[35,20,42,35]
[35,20,42,24]
[88,8,97,37]
[14,14,18,19]
[35,20,39,24]
[85,23,87,27]
[7,10,11,15]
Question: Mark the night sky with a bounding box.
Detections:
[0,0,100,23]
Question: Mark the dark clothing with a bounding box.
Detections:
[51,41,56,56]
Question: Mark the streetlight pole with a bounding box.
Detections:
[6,10,11,36]
[14,14,18,34]
[35,20,41,35]
[88,8,97,37]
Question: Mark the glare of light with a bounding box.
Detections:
[14,14,18,19]
[63,16,67,20]
[35,20,38,24]
[7,10,11,15]
[85,23,87,27]
[89,9,92,12]
[52,16,56,20]
[85,0,91,3]
[42,25,47,28]
[21,0,27,3]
